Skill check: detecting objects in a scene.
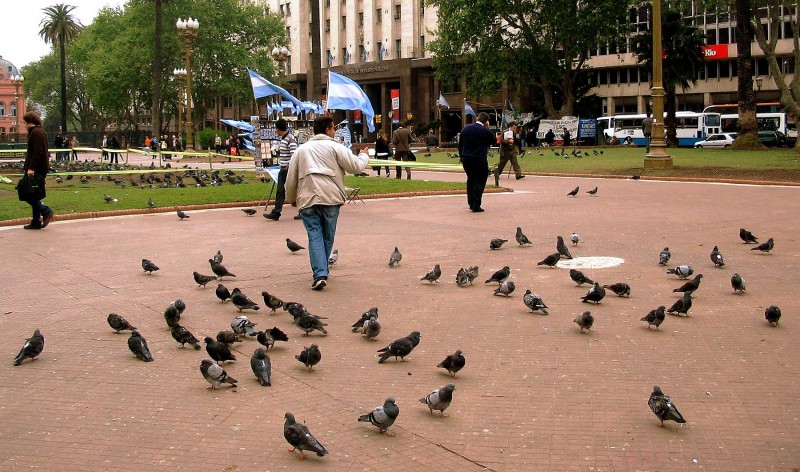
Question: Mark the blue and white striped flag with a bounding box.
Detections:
[247,68,302,110]
[464,100,477,117]
[326,71,375,132]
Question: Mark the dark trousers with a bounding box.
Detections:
[109,152,119,164]
[372,155,390,175]
[270,166,288,216]
[24,194,52,227]
[393,150,412,179]
[497,149,522,177]
[461,157,490,210]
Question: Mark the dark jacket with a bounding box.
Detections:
[392,127,413,152]
[458,122,495,160]
[375,136,391,155]
[24,126,50,175]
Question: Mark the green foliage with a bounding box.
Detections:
[197,129,217,149]
[38,3,83,133]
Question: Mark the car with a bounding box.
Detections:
[758,130,789,147]
[694,133,737,148]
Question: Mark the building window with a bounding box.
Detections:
[629,67,638,83]
[325,19,330,32]
[327,49,335,67]
[707,62,718,79]
[420,35,425,55]
[719,27,729,44]
[598,71,607,85]
[719,61,730,78]
[359,44,367,62]
[342,47,349,64]
[341,16,347,29]
[358,12,364,26]
[394,4,401,19]
[10,103,16,117]
[223,97,234,108]
[395,39,401,59]
[0,103,5,116]
[279,5,284,16]
[376,8,382,22]
[419,0,424,16]
[285,3,291,15]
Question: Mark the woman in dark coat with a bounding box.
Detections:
[20,111,54,230]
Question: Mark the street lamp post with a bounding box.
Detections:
[176,17,199,151]
[10,74,24,141]
[754,76,763,109]
[271,44,290,77]
[644,0,672,168]
[173,68,187,141]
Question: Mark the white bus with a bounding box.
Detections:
[596,111,722,147]
[720,112,789,135]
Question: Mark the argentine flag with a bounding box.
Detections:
[247,68,302,109]
[326,71,375,132]
[464,100,477,117]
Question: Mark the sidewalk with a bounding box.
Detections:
[0,173,798,470]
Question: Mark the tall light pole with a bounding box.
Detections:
[10,74,24,141]
[271,44,290,77]
[173,68,186,141]
[177,17,199,151]
[644,0,672,168]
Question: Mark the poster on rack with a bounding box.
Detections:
[536,117,580,144]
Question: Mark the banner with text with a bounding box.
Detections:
[391,89,400,124]
[536,117,580,143]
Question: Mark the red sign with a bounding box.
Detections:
[390,89,400,123]
[701,44,729,60]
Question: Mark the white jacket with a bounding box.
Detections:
[286,134,369,210]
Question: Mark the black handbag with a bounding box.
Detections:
[16,174,46,201]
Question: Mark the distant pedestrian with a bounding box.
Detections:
[642,113,654,152]
[19,111,55,230]
[391,121,413,179]
[109,135,120,164]
[372,129,391,177]
[544,129,555,147]
[263,118,298,221]
[458,112,495,212]
[70,135,79,160]
[562,128,571,147]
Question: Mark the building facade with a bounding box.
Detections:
[0,56,27,142]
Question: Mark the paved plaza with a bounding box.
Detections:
[0,170,798,471]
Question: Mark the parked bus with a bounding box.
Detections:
[720,112,789,135]
[596,111,722,147]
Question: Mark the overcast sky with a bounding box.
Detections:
[0,0,127,71]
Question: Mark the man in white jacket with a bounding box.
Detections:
[286,116,370,290]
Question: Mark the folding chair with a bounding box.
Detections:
[345,186,364,204]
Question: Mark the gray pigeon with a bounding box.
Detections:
[493,280,516,297]
[193,271,216,287]
[710,246,725,267]
[648,386,686,427]
[437,350,466,377]
[173,299,186,315]
[523,290,549,314]
[489,238,508,250]
[515,227,531,246]
[465,266,479,284]
[586,186,598,196]
[556,236,573,259]
[127,331,153,362]
[659,247,671,265]
[352,307,379,332]
[230,288,260,312]
[567,186,579,196]
[296,344,322,371]
[141,258,159,274]
[569,269,593,286]
[731,273,746,293]
[107,313,136,333]
[603,282,631,297]
[256,327,289,350]
[739,228,758,244]
[169,324,200,349]
[580,282,606,304]
[212,250,223,264]
[358,397,400,435]
[13,329,44,366]
[485,266,510,284]
[209,259,236,279]
[388,246,402,266]
[241,208,257,216]
[537,253,561,268]
[200,359,237,390]
[574,311,594,333]
[147,198,155,208]
[284,412,327,459]
[295,312,329,336]
[216,284,231,303]
[673,274,703,294]
[666,265,693,279]
[421,264,442,283]
[286,238,305,253]
[765,305,781,326]
[164,303,181,329]
[361,316,381,340]
[260,291,284,314]
[176,208,189,220]
[216,330,242,346]
[570,233,580,246]
[751,237,774,253]
[641,306,666,330]
[419,384,456,417]
[251,348,272,386]
[377,331,421,363]
[204,336,236,364]
[455,268,470,286]
[231,315,258,337]
[666,292,693,317]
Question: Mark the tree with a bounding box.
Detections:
[426,0,633,118]
[151,0,166,137]
[633,8,706,146]
[39,3,83,133]
[733,0,759,147]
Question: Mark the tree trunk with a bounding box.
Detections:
[735,0,757,144]
[152,0,163,137]
[309,0,322,102]
[59,33,68,133]
[664,86,678,147]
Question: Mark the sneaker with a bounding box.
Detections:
[23,223,42,230]
[41,212,55,228]
[311,277,327,291]
[263,212,280,221]
[293,214,302,220]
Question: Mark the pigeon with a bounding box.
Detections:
[176,208,189,220]
[241,208,257,216]
[250,348,273,386]
[209,259,236,279]
[603,282,631,297]
[641,306,666,330]
[193,272,216,287]
[173,299,186,315]
[739,228,758,244]
[216,330,242,346]
[215,284,231,303]
[170,325,201,350]
[328,249,339,266]
[231,315,258,337]
[164,303,181,329]
[556,236,573,259]
[421,264,442,283]
[493,280,516,297]
[212,250,223,264]
[103,194,117,203]
[648,386,686,427]
[751,237,774,254]
[377,331,421,363]
[204,336,236,364]
[464,266,479,284]
[580,282,606,304]
[361,316,381,340]
[537,253,561,268]
[659,247,671,265]
[107,313,136,333]
[284,412,327,459]
[570,232,580,246]
[485,266,510,284]
[569,269,594,286]
[731,273,746,293]
[586,186,598,196]
[567,186,579,196]
[455,268,470,286]
[523,290,549,314]
[388,246,402,266]
[230,288,260,312]
[296,344,322,371]
[765,305,781,326]
[13,329,44,366]
[261,291,284,314]
[358,397,400,435]
[284,301,309,320]
[286,238,305,253]
[666,265,694,279]
[127,331,153,362]
[489,238,508,250]
[673,274,703,294]
[200,359,237,390]
[295,312,329,336]
[574,311,594,333]
[437,350,466,377]
[710,245,725,267]
[419,384,456,417]
[141,258,159,274]
[352,307,379,332]
[256,327,289,350]
[515,227,531,246]
[666,292,693,317]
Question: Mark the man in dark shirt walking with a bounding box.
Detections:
[20,111,54,230]
[458,112,496,212]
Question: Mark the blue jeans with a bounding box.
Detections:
[299,205,340,280]
[25,197,52,227]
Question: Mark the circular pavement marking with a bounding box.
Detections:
[556,256,625,269]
